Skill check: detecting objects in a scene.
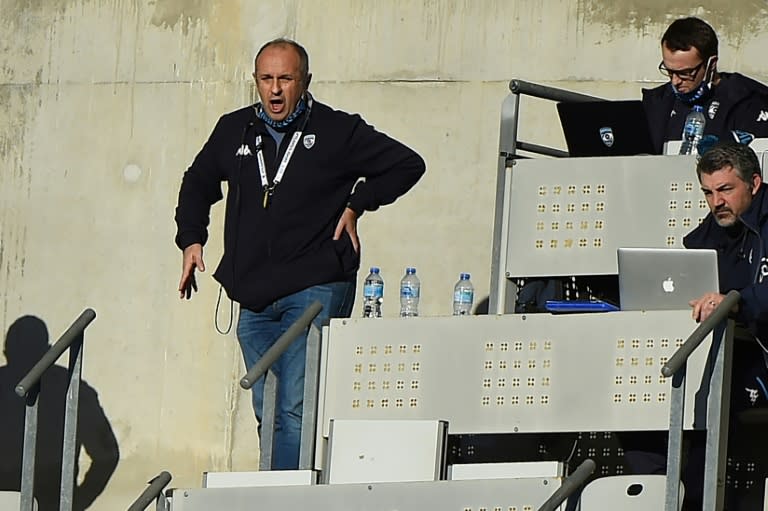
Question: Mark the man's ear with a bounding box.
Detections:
[752,173,762,195]
[305,73,313,89]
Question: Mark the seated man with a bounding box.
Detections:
[685,142,768,412]
[623,142,768,511]
[643,17,768,154]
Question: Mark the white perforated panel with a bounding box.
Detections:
[504,155,707,277]
[170,477,561,511]
[319,313,715,440]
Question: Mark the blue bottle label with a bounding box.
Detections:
[401,285,419,299]
[454,289,473,304]
[364,283,383,299]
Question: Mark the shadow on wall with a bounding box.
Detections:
[0,315,120,510]
[474,296,490,315]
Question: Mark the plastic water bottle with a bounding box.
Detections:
[399,267,420,317]
[679,105,706,155]
[453,273,474,316]
[362,267,384,318]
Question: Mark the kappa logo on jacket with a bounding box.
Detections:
[757,110,768,122]
[236,144,252,156]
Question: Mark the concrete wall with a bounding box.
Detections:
[1,0,767,508]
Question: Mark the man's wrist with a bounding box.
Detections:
[346,200,363,216]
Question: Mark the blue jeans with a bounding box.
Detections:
[237,281,355,470]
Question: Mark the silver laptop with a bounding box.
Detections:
[617,248,719,311]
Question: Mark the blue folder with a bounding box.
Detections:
[545,300,619,314]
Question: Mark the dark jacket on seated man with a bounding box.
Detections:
[643,72,768,154]
[684,182,768,409]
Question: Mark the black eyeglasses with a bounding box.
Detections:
[658,60,705,81]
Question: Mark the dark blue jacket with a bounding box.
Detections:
[684,183,768,342]
[642,72,768,154]
[175,100,425,311]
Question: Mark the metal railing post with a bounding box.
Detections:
[664,367,686,511]
[19,387,39,511]
[299,322,323,470]
[59,333,83,511]
[259,371,278,471]
[14,308,97,511]
[702,321,733,511]
[489,92,520,314]
[661,291,739,511]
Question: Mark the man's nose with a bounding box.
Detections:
[670,74,683,88]
[712,192,725,206]
[270,79,281,94]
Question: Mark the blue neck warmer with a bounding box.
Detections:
[258,96,307,129]
[670,80,713,105]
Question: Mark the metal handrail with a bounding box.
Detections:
[490,80,607,313]
[536,458,596,511]
[15,308,96,397]
[661,290,740,377]
[240,300,323,389]
[505,79,605,160]
[127,471,172,511]
[509,79,606,103]
[516,141,569,158]
[15,308,97,511]
[659,290,739,511]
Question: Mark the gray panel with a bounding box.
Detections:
[504,155,704,277]
[320,313,711,438]
[169,477,560,511]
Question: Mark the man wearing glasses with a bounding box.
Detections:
[642,17,768,154]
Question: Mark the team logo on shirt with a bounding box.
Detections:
[303,134,316,149]
[599,127,614,148]
[759,256,768,283]
[707,101,720,120]
[757,110,768,122]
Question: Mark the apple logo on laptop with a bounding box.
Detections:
[662,277,675,293]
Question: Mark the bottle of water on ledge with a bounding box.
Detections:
[453,273,474,316]
[399,267,420,317]
[679,105,706,155]
[362,267,384,318]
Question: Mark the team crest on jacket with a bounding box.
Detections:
[760,257,768,283]
[708,101,720,120]
[303,134,316,149]
[599,127,614,148]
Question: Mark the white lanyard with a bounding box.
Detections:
[255,130,302,208]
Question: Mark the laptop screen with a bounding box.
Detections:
[617,247,719,311]
[557,100,658,157]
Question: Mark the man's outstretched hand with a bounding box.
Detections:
[179,243,205,299]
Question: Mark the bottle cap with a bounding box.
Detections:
[693,105,704,112]
[460,272,471,279]
[371,267,380,273]
[406,267,416,274]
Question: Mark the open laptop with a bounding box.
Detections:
[557,100,657,157]
[617,248,719,311]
